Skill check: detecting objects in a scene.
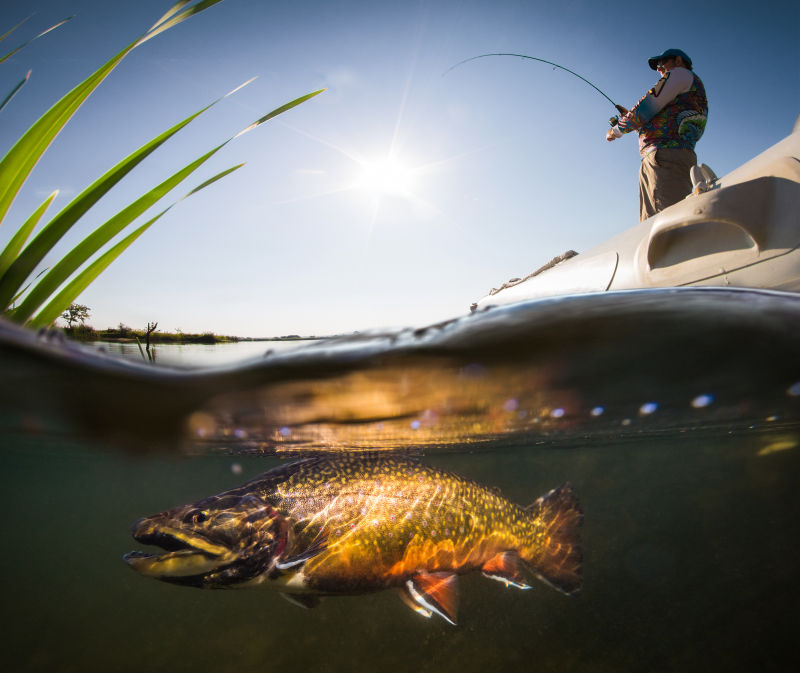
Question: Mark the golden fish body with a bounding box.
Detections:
[125,455,582,624]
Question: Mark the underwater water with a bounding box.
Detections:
[1,288,798,672]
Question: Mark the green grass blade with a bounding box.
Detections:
[29,164,244,327]
[0,189,57,279]
[0,16,74,65]
[0,42,136,230]
[11,142,228,323]
[137,0,224,46]
[0,15,33,45]
[29,212,170,328]
[148,1,192,32]
[0,3,223,229]
[179,162,244,197]
[235,89,325,138]
[0,69,31,114]
[0,100,219,312]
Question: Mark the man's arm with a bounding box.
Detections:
[606,67,694,141]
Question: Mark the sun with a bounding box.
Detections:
[353,156,418,199]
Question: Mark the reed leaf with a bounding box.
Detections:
[235,88,325,138]
[0,189,57,279]
[0,100,219,312]
[0,16,73,65]
[10,143,228,323]
[0,15,32,45]
[29,164,244,328]
[137,0,224,46]
[0,70,31,114]
[0,1,221,229]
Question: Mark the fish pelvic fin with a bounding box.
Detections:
[525,482,583,595]
[405,571,459,625]
[280,592,321,610]
[481,551,532,589]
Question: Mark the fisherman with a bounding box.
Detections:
[606,48,708,221]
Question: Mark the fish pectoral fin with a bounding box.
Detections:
[275,533,328,571]
[481,551,532,590]
[280,592,321,610]
[405,571,459,626]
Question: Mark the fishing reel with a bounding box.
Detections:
[609,104,628,127]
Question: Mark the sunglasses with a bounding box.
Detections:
[656,57,675,69]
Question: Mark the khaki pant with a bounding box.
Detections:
[639,148,696,221]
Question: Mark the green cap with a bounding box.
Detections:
[648,48,692,70]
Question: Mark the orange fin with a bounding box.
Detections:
[481,551,532,590]
[405,571,459,625]
[526,482,583,595]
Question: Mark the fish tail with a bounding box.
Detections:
[523,482,583,595]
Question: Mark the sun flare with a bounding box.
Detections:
[354,157,417,199]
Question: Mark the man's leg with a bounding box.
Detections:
[652,148,697,214]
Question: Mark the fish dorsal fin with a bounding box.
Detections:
[405,571,459,625]
[280,592,321,610]
[481,551,532,590]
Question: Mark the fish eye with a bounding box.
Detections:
[192,511,208,524]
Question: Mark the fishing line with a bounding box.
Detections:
[444,52,623,115]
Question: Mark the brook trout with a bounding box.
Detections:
[124,455,582,624]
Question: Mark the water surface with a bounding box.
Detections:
[1,288,798,672]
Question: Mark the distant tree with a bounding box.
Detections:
[145,321,159,350]
[61,303,91,328]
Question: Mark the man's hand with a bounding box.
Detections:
[615,104,629,116]
[606,128,618,142]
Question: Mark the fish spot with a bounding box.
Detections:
[639,402,658,416]
[550,407,566,419]
[590,406,605,417]
[788,382,800,397]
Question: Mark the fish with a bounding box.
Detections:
[124,455,582,624]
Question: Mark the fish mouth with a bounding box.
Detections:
[124,520,235,580]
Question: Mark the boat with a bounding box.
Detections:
[472,118,800,311]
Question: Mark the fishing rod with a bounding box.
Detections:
[444,53,627,124]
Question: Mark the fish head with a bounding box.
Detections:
[124,491,287,588]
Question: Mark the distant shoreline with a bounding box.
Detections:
[62,326,324,344]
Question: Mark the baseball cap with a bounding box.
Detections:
[648,48,693,70]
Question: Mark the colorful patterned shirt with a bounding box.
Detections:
[614,67,708,157]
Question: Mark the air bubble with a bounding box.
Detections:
[691,394,714,408]
[639,402,658,416]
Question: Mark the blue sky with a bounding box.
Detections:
[1,0,798,337]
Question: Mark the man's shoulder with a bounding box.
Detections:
[671,67,696,86]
